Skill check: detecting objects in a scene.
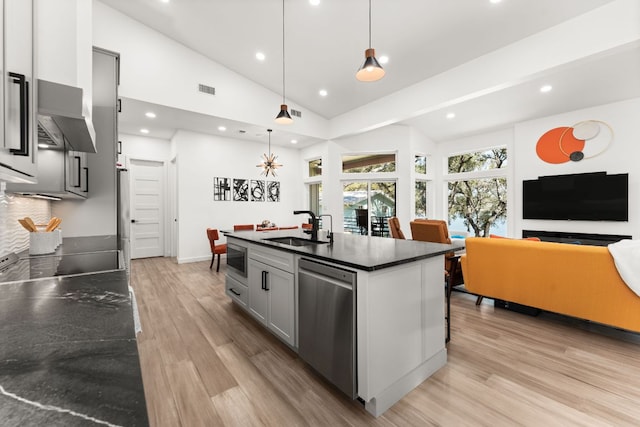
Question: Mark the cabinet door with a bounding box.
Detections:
[65,148,85,197]
[266,267,295,346]
[248,259,268,326]
[0,0,36,182]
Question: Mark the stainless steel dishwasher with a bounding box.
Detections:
[298,258,357,399]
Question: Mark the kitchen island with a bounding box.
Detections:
[224,229,461,417]
[0,237,148,426]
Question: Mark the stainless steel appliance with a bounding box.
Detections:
[226,242,247,277]
[117,168,131,272]
[0,250,122,283]
[298,258,357,399]
[37,79,97,153]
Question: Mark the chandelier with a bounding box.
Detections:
[257,129,282,177]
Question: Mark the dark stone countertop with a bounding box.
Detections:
[225,229,464,271]
[0,238,148,426]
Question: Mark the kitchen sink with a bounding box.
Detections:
[264,236,328,247]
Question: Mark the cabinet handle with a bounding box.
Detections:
[264,271,269,291]
[117,140,122,154]
[8,73,29,157]
[261,270,268,290]
[229,288,241,296]
[83,167,89,193]
[74,156,81,187]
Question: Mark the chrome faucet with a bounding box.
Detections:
[293,210,317,240]
[319,214,334,245]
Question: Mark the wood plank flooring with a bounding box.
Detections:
[130,257,640,426]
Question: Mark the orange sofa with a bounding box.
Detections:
[460,237,640,333]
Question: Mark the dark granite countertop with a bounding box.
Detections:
[226,230,463,271]
[0,237,148,426]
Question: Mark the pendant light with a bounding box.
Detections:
[275,0,293,124]
[356,0,385,82]
[257,129,283,177]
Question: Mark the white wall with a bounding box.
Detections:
[92,1,329,141]
[435,98,640,239]
[174,130,303,263]
[514,97,640,238]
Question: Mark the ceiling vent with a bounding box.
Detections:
[198,84,216,95]
[291,109,302,118]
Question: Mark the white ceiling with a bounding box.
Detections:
[105,0,640,145]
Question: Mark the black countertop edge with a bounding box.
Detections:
[225,230,464,272]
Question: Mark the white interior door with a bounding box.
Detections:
[130,159,164,259]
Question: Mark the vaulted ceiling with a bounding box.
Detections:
[104,0,640,145]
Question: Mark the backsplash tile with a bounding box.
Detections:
[0,193,51,254]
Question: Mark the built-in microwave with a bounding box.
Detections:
[226,242,247,277]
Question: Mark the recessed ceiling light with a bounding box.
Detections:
[309,0,320,5]
[38,143,50,149]
[489,0,502,4]
[256,52,266,61]
[378,55,389,64]
[446,112,456,119]
[140,128,150,134]
[145,112,156,118]
[540,85,553,93]
[218,126,227,131]
[159,0,170,3]
[319,89,328,97]
[291,139,298,144]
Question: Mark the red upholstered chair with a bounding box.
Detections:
[301,223,313,230]
[387,216,406,239]
[279,226,299,230]
[233,224,254,231]
[206,228,227,272]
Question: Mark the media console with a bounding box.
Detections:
[521,230,631,246]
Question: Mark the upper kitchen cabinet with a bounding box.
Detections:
[0,0,38,183]
[36,0,92,119]
[36,0,95,153]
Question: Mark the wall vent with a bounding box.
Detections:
[198,84,216,95]
[291,109,302,118]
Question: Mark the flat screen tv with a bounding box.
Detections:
[522,172,628,221]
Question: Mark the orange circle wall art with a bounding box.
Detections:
[535,120,613,164]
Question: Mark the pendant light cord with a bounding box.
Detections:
[282,0,286,104]
[368,0,372,49]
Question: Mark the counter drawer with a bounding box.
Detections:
[226,274,248,307]
[249,245,295,273]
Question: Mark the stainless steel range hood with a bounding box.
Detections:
[38,79,97,153]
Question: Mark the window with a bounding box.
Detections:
[308,159,322,177]
[446,148,507,237]
[415,155,427,174]
[309,183,322,216]
[415,180,427,218]
[448,148,507,173]
[343,181,396,237]
[342,153,396,173]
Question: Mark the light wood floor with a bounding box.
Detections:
[131,257,640,426]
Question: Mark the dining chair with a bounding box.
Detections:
[387,216,406,239]
[301,223,313,230]
[279,226,299,230]
[206,228,227,272]
[233,224,254,231]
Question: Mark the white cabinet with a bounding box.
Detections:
[0,0,37,183]
[247,246,296,347]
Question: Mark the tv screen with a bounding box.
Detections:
[523,172,628,221]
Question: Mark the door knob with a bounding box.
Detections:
[131,219,136,223]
